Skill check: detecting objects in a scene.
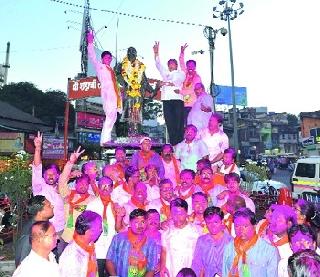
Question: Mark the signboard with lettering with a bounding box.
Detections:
[214,85,247,106]
[0,132,24,153]
[78,132,101,144]
[76,112,104,130]
[68,76,101,100]
[42,136,65,159]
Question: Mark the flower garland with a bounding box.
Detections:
[121,57,146,99]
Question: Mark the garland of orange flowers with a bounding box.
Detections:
[138,150,155,170]
[121,56,146,100]
[177,185,195,200]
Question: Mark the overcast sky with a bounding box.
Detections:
[1,0,319,115]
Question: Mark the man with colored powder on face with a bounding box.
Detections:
[149,178,176,224]
[179,44,203,126]
[161,144,181,189]
[188,192,209,235]
[264,204,297,260]
[60,174,96,244]
[86,176,125,277]
[32,131,65,236]
[59,211,102,277]
[87,30,121,146]
[278,224,319,277]
[175,169,197,214]
[130,136,165,181]
[153,41,186,146]
[192,206,232,277]
[175,124,209,172]
[160,198,199,277]
[187,82,213,131]
[222,208,279,277]
[123,181,149,227]
[106,209,159,277]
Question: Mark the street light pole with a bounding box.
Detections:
[203,26,227,113]
[212,0,244,151]
[226,11,238,151]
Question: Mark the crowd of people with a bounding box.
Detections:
[11,122,320,277]
[11,38,320,277]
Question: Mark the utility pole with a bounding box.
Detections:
[3,42,10,85]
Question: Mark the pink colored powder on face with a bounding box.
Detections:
[290,231,315,253]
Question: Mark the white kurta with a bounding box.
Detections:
[87,43,118,145]
[162,224,200,277]
[13,250,60,277]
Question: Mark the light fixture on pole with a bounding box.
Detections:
[203,26,227,112]
[212,0,244,150]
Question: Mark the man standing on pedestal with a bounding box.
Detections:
[87,30,121,146]
[153,41,186,146]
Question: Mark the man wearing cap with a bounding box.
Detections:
[130,137,165,181]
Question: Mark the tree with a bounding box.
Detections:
[287,113,298,126]
[142,99,163,120]
[0,82,75,130]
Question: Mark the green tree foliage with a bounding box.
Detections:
[0,82,75,130]
[0,151,32,239]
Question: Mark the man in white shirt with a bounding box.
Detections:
[59,210,102,277]
[160,198,199,277]
[175,124,209,171]
[161,144,181,188]
[198,112,229,168]
[13,221,59,277]
[87,30,120,145]
[187,82,213,131]
[153,41,186,146]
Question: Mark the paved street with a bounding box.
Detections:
[271,168,292,189]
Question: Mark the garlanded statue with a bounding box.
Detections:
[115,47,156,136]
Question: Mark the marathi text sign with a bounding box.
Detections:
[214,85,247,106]
[0,132,24,153]
[68,76,101,100]
[42,136,65,159]
[76,112,104,130]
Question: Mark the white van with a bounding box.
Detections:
[291,157,320,197]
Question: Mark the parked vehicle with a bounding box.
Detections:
[291,156,320,198]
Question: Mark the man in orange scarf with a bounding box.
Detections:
[59,210,102,277]
[161,144,181,188]
[149,178,176,224]
[87,30,121,146]
[106,209,159,277]
[264,204,297,260]
[222,208,279,277]
[86,176,125,277]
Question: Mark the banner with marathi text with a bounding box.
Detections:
[68,76,101,100]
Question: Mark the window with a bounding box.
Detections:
[295,163,316,178]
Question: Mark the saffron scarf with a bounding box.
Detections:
[67,190,90,228]
[224,214,233,234]
[268,233,289,247]
[100,195,114,234]
[177,185,195,200]
[106,65,122,110]
[131,197,146,210]
[73,233,97,277]
[160,198,170,221]
[162,156,180,185]
[229,233,259,277]
[127,228,148,277]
